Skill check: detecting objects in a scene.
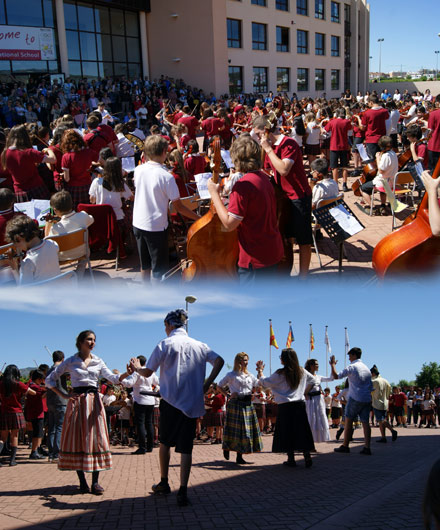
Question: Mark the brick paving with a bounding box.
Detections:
[1,426,438,530]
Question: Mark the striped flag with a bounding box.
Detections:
[270,322,279,349]
[324,327,331,353]
[286,322,294,347]
[310,325,315,351]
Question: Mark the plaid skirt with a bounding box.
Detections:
[0,411,26,430]
[59,392,112,473]
[222,399,263,454]
[65,184,91,210]
[15,184,50,203]
[272,401,315,453]
[203,409,225,428]
[153,406,160,427]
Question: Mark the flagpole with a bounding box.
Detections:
[269,319,272,375]
[325,325,328,378]
[344,327,348,369]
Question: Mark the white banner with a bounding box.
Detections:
[0,26,56,61]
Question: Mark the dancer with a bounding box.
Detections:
[303,359,331,443]
[218,352,263,464]
[45,330,125,494]
[256,349,316,468]
[130,309,224,507]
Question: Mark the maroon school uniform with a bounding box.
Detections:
[177,115,199,140]
[361,107,389,143]
[172,111,184,124]
[48,144,63,189]
[416,142,429,169]
[228,170,283,269]
[428,109,440,152]
[61,148,96,186]
[5,147,45,194]
[0,380,28,414]
[201,117,223,139]
[25,383,46,420]
[324,118,352,151]
[98,123,118,146]
[184,154,206,178]
[268,135,311,200]
[83,129,109,157]
[0,165,13,190]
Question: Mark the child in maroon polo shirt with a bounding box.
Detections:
[25,370,47,459]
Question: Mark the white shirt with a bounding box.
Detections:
[386,109,400,136]
[89,177,132,221]
[115,132,135,158]
[47,211,94,260]
[121,371,159,406]
[146,327,220,418]
[20,239,60,284]
[305,122,320,145]
[46,353,121,389]
[258,369,315,404]
[373,150,398,186]
[312,178,340,206]
[133,161,180,231]
[118,398,132,420]
[102,393,116,406]
[218,371,258,396]
[336,359,373,402]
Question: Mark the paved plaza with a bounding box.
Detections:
[0,426,438,530]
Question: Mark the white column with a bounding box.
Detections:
[55,0,69,76]
[139,11,149,80]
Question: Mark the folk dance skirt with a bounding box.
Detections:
[58,391,112,472]
[272,401,316,453]
[222,398,263,454]
[305,395,330,443]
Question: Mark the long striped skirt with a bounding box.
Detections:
[222,399,263,454]
[59,392,112,473]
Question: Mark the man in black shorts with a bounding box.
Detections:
[130,309,224,506]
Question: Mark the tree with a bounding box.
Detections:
[415,362,440,389]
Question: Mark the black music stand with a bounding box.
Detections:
[312,199,365,274]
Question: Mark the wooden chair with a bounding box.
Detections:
[45,228,94,284]
[312,194,344,268]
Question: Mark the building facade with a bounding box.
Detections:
[0,0,369,97]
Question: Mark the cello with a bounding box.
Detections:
[372,157,440,278]
[182,138,239,281]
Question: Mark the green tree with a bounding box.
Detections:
[415,362,440,389]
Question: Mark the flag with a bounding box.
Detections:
[286,323,294,347]
[310,325,315,351]
[270,322,279,349]
[345,328,350,354]
[324,327,331,353]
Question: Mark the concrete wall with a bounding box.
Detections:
[368,80,440,96]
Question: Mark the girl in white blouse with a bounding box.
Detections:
[218,352,262,464]
[45,330,124,495]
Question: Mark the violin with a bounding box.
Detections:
[41,212,61,223]
[182,137,239,281]
[372,156,440,277]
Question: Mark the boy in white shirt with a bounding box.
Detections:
[311,158,340,208]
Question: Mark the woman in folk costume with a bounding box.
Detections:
[256,349,316,468]
[303,359,331,443]
[218,352,262,464]
[45,330,124,494]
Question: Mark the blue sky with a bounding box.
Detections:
[0,278,436,388]
[369,0,440,73]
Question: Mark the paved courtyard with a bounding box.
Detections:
[0,426,438,530]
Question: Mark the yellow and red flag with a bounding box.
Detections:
[286,322,294,348]
[310,325,315,351]
[269,322,279,349]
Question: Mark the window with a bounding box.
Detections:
[315,33,325,55]
[315,0,325,19]
[253,67,268,93]
[315,68,325,91]
[331,35,340,56]
[331,69,340,90]
[251,0,266,5]
[227,19,242,48]
[252,23,267,50]
[229,66,243,95]
[297,30,308,54]
[297,0,308,15]
[276,27,289,52]
[277,67,290,92]
[297,68,309,91]
[276,0,289,10]
[331,1,340,22]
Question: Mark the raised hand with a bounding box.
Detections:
[256,360,265,372]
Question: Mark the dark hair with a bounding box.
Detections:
[406,124,422,140]
[5,214,39,243]
[75,330,95,351]
[348,347,362,359]
[86,115,100,130]
[60,129,85,153]
[423,459,440,529]
[102,156,125,192]
[335,108,346,119]
[50,190,73,214]
[2,364,21,397]
[90,110,102,122]
[311,157,329,175]
[99,147,113,161]
[186,139,199,154]
[0,187,14,210]
[368,95,379,105]
[52,350,64,363]
[137,355,146,366]
[304,358,318,372]
[38,364,49,375]
[370,364,379,376]
[31,369,45,382]
[276,348,302,390]
[378,136,392,151]
[1,125,32,169]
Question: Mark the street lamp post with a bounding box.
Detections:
[436,51,440,81]
[184,295,197,332]
[378,38,384,82]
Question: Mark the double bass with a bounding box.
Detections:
[372,157,440,277]
[182,138,239,281]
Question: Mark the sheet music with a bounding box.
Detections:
[194,172,212,200]
[329,204,364,236]
[121,156,136,172]
[221,149,234,169]
[14,199,51,227]
[357,143,370,162]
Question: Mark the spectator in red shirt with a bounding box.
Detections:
[323,108,352,192]
[360,95,389,159]
[177,105,199,140]
[25,369,47,460]
[391,386,408,427]
[0,364,36,466]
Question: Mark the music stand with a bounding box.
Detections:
[312,199,365,273]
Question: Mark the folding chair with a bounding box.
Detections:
[391,171,416,230]
[45,227,94,284]
[31,270,78,286]
[312,194,344,268]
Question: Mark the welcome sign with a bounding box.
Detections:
[0,25,56,61]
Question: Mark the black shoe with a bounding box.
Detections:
[91,483,104,495]
[152,482,171,495]
[376,438,387,443]
[38,447,49,456]
[304,453,313,468]
[79,483,90,494]
[335,428,344,441]
[177,492,191,507]
[223,450,230,461]
[146,448,153,453]
[392,430,398,441]
[334,445,350,453]
[236,455,248,464]
[283,460,296,467]
[360,447,372,455]
[343,183,349,192]
[132,448,146,455]
[29,451,43,460]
